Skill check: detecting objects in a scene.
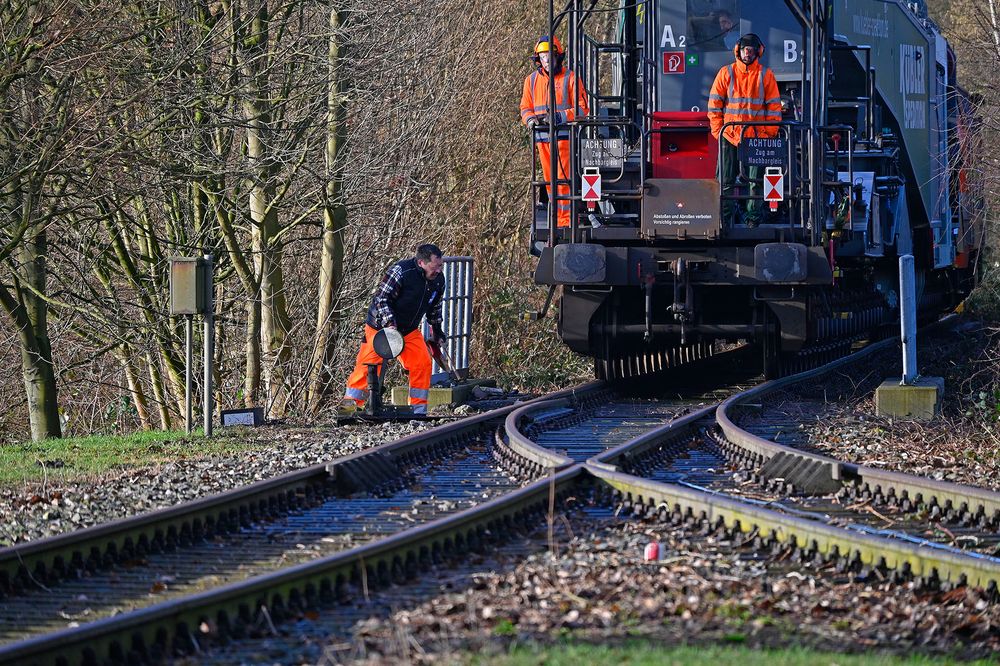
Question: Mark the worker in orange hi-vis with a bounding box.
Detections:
[707,33,782,227]
[341,244,446,416]
[520,35,590,228]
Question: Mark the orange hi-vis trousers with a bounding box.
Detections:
[344,325,431,414]
[537,139,572,228]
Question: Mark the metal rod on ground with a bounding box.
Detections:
[203,255,214,436]
[185,316,193,434]
[899,254,917,385]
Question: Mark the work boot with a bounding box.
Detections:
[337,399,358,417]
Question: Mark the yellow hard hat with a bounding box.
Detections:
[534,35,564,56]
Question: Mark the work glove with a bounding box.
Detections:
[527,114,548,131]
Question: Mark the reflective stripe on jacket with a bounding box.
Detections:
[707,60,781,146]
[520,68,589,143]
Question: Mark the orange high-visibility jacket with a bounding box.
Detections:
[520,68,589,143]
[708,59,781,146]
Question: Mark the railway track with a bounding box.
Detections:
[0,382,609,665]
[592,331,1000,595]
[4,331,1000,664]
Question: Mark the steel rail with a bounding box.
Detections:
[587,403,718,472]
[0,466,586,666]
[0,381,620,662]
[716,333,897,473]
[587,464,1000,591]
[0,381,607,663]
[0,381,604,598]
[716,319,1000,523]
[12,322,999,664]
[575,320,1000,593]
[503,399,582,471]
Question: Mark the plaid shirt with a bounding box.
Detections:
[370,263,444,329]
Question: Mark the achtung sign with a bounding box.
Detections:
[580,138,624,169]
[739,137,787,168]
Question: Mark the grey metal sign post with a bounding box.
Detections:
[185,319,193,433]
[899,254,918,385]
[169,257,214,436]
[202,255,214,437]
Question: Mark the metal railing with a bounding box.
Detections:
[717,120,856,238]
[421,256,474,382]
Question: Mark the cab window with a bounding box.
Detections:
[687,1,740,52]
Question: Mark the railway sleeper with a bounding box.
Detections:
[1,476,345,599]
[846,480,1000,530]
[331,451,404,496]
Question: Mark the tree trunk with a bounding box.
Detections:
[254,212,292,416]
[238,3,292,417]
[0,35,62,439]
[118,345,152,431]
[245,296,263,407]
[0,268,61,440]
[307,1,349,414]
[146,350,172,430]
[100,211,187,418]
[205,191,263,407]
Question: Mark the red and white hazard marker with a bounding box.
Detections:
[763,166,784,212]
[582,167,601,210]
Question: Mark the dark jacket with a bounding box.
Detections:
[366,258,445,335]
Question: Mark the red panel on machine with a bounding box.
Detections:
[651,112,717,179]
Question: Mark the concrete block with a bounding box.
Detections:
[875,376,945,421]
[391,378,497,409]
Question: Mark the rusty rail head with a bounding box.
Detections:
[716,314,962,467]
[714,335,902,478]
[715,314,1000,520]
[587,464,1000,591]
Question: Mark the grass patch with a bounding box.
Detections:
[471,642,992,665]
[0,430,260,486]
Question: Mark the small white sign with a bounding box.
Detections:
[220,408,263,427]
[223,412,255,426]
[582,167,602,202]
[763,166,784,202]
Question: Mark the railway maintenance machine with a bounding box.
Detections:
[527,0,983,379]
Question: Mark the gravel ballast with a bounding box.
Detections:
[347,511,1000,664]
[0,421,432,546]
[333,323,1000,663]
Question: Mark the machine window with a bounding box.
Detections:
[687,0,741,52]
